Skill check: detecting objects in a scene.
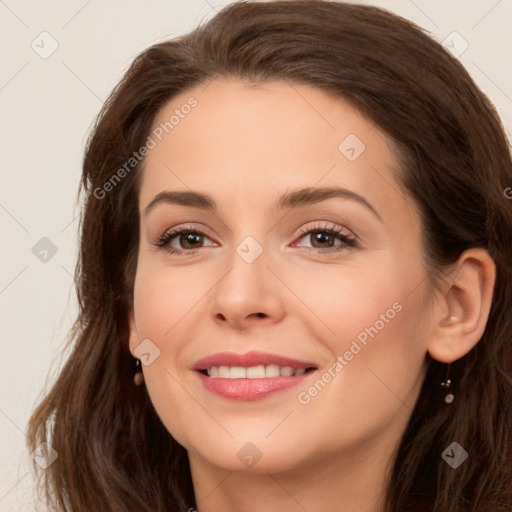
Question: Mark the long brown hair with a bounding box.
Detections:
[27,1,512,510]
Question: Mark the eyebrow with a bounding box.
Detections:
[144,186,382,221]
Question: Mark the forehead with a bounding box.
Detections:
[138,77,413,223]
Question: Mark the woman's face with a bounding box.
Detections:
[129,78,436,474]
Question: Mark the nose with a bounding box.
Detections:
[210,245,285,331]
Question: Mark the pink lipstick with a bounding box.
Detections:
[192,351,318,400]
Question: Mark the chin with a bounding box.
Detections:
[186,433,312,474]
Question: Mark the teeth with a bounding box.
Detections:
[218,366,230,378]
[230,366,247,379]
[205,365,311,379]
[280,366,294,377]
[265,364,280,378]
[246,365,265,379]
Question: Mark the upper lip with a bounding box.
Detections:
[192,351,318,371]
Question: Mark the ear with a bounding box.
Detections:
[427,248,496,363]
[127,309,140,358]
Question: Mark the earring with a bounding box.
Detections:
[133,359,144,386]
[440,363,454,404]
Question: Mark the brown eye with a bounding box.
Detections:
[307,231,338,249]
[178,232,204,249]
[154,226,216,256]
[293,223,357,253]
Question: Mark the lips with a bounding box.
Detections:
[192,351,318,400]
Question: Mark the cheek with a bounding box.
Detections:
[131,262,216,445]
[295,275,430,445]
[290,259,430,430]
[287,259,417,352]
[133,260,205,341]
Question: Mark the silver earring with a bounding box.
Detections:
[440,364,454,404]
[133,359,144,386]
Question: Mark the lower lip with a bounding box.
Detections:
[195,371,315,400]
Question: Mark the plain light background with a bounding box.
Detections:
[1,0,511,510]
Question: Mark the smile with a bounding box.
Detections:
[192,351,318,400]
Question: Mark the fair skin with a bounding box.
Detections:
[128,78,495,512]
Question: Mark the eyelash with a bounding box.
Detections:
[153,222,358,257]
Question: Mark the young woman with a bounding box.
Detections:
[28,1,512,511]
